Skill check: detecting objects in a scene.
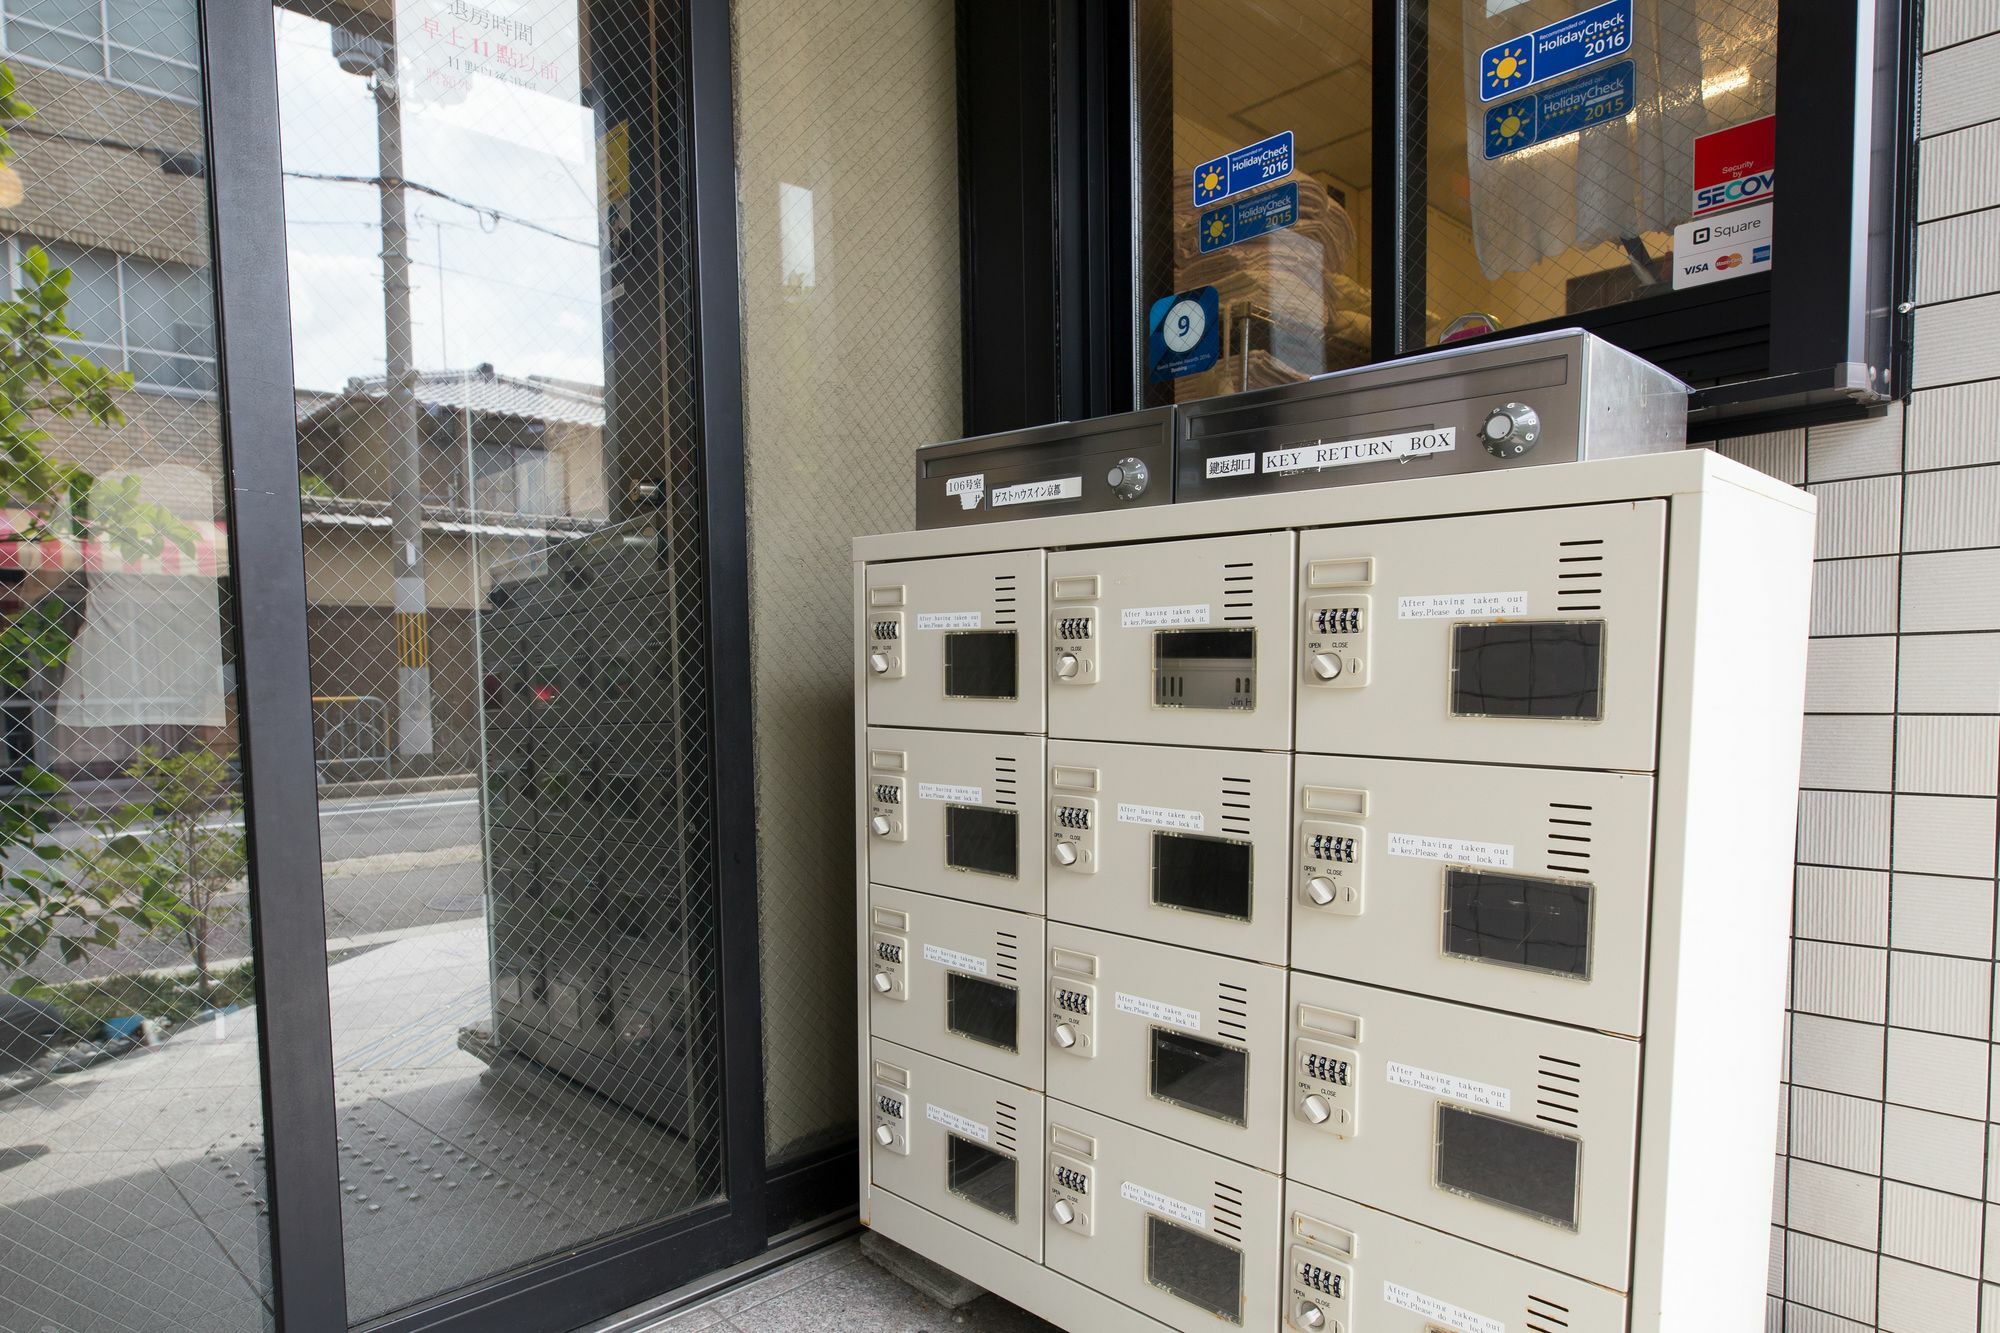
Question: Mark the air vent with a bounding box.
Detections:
[1555,539,1605,613]
[1527,1293,1572,1331]
[1216,982,1249,1042]
[1221,776,1252,836]
[1546,802,1593,873]
[1221,561,1256,623]
[994,758,1017,808]
[1211,1180,1244,1243]
[1535,1054,1582,1129]
[994,930,1019,982]
[994,1100,1018,1153]
[993,574,1018,628]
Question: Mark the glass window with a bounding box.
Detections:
[1428,0,1777,343]
[1136,1,1376,404]
[1146,1215,1244,1323]
[1137,0,1784,389]
[2,0,202,98]
[0,32,274,1333]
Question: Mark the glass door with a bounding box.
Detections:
[271,0,763,1321]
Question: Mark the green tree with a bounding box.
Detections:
[67,748,245,999]
[0,60,204,983]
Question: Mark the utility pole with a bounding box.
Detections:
[336,27,432,765]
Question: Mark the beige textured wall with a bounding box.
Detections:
[733,0,962,1164]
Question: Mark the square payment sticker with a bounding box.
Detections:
[1673,203,1772,289]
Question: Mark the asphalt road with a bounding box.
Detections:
[9,789,486,986]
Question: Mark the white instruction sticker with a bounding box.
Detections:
[916,611,982,630]
[1386,833,1515,869]
[1115,991,1201,1032]
[917,783,983,804]
[922,944,988,976]
[945,473,985,512]
[1397,591,1529,620]
[1672,202,1773,290]
[1116,802,1206,832]
[1382,1280,1506,1333]
[925,1103,991,1143]
[1205,451,1258,479]
[1261,427,1456,476]
[1120,1181,1208,1229]
[991,476,1083,509]
[1385,1061,1512,1112]
[1120,603,1211,629]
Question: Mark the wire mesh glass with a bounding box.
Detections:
[275,0,726,1319]
[0,14,274,1330]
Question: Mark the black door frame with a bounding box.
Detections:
[203,0,776,1327]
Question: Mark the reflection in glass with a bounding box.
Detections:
[0,25,273,1332]
[1136,0,1376,404]
[1432,0,1779,341]
[277,0,727,1318]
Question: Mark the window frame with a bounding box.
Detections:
[7,234,218,396]
[0,0,203,104]
[954,0,1915,437]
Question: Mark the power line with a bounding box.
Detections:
[282,169,596,248]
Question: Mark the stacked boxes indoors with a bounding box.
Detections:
[857,453,1816,1331]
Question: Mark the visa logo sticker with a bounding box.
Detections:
[1480,0,1631,102]
[1673,202,1773,289]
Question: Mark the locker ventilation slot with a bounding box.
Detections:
[1217,982,1249,1042]
[1211,1181,1245,1243]
[1546,802,1593,872]
[1527,1294,1572,1331]
[1555,539,1605,613]
[994,1100,1018,1153]
[1536,1055,1582,1129]
[993,574,1018,627]
[993,760,1017,808]
[1221,778,1253,837]
[1221,562,1255,623]
[994,931,1019,983]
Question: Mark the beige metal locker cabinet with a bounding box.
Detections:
[865,726,1046,915]
[1045,922,1288,1173]
[1294,501,1666,771]
[1047,741,1292,964]
[1045,1100,1283,1333]
[1047,531,1296,751]
[1282,1179,1629,1333]
[1286,971,1640,1290]
[864,551,1047,733]
[858,451,1816,1333]
[868,884,1046,1089]
[869,1038,1045,1262]
[1291,753,1654,1035]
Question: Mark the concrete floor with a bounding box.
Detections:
[645,1237,1062,1333]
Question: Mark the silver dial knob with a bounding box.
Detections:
[1054,842,1078,866]
[1306,876,1337,906]
[872,971,893,993]
[1480,402,1542,457]
[1052,1022,1077,1049]
[1310,653,1341,681]
[1052,1199,1076,1225]
[1054,651,1081,679]
[1296,1302,1327,1330]
[869,814,891,837]
[1107,457,1151,501]
[1301,1093,1333,1124]
[874,1124,895,1147]
[868,651,891,674]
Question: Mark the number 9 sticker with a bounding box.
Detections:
[1148,285,1220,382]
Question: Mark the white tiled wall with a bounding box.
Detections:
[1756,21,2000,1328]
